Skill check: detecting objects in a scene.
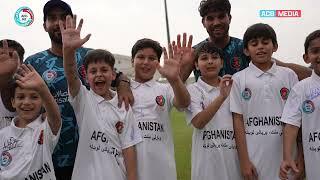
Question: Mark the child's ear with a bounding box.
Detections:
[272,44,278,52]
[11,98,16,109]
[243,48,250,57]
[112,70,116,81]
[303,53,311,64]
[131,59,134,67]
[194,61,199,70]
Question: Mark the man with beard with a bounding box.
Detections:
[25,1,133,179]
[181,0,311,81]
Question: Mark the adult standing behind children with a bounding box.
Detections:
[24,0,133,179]
[180,0,311,82]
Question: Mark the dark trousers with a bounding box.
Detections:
[55,166,73,180]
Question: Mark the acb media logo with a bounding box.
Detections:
[260,10,301,18]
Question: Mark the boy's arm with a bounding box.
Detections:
[0,40,19,89]
[275,59,311,80]
[60,15,91,97]
[191,75,232,129]
[158,43,190,109]
[233,112,258,179]
[115,73,134,111]
[15,64,61,135]
[279,124,300,179]
[123,146,138,180]
[293,129,305,179]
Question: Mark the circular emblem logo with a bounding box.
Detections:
[14,6,34,27]
[231,56,241,71]
[280,87,290,100]
[155,95,165,106]
[1,151,12,167]
[241,88,252,100]
[42,70,57,83]
[115,121,124,134]
[302,100,315,114]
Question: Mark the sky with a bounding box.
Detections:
[1,0,319,66]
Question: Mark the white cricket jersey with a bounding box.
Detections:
[131,79,177,180]
[70,85,142,180]
[0,116,59,180]
[0,93,16,129]
[186,78,241,180]
[281,71,320,180]
[230,62,298,180]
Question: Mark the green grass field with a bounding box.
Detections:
[171,108,193,180]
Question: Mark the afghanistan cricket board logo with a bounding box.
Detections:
[115,121,124,134]
[156,95,165,106]
[280,87,290,100]
[242,88,252,101]
[302,100,315,114]
[0,151,12,167]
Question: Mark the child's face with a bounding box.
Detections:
[11,87,42,123]
[195,52,223,78]
[132,48,159,83]
[304,37,320,76]
[244,37,277,66]
[86,61,115,97]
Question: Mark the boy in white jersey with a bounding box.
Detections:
[0,39,25,129]
[0,64,61,179]
[230,23,299,180]
[185,42,241,180]
[130,38,190,180]
[61,15,142,180]
[280,30,320,180]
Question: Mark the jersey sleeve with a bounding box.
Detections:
[68,84,88,128]
[119,107,142,149]
[43,118,61,153]
[229,75,243,115]
[185,84,203,125]
[280,84,303,127]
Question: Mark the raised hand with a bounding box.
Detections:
[176,33,194,65]
[15,64,46,92]
[59,15,91,50]
[157,43,182,82]
[0,39,19,73]
[219,75,233,98]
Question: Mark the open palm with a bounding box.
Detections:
[176,33,194,67]
[157,43,181,81]
[15,64,45,91]
[60,15,91,50]
[0,40,19,73]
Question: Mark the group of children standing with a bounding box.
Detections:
[1,1,320,180]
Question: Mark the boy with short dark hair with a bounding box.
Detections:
[185,41,241,180]
[0,64,61,179]
[230,23,298,180]
[280,30,320,180]
[130,38,190,180]
[61,15,141,180]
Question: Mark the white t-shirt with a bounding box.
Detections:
[0,116,59,180]
[130,79,177,180]
[70,85,142,180]
[186,78,241,180]
[0,93,16,130]
[230,62,298,180]
[281,71,320,180]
